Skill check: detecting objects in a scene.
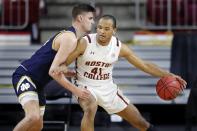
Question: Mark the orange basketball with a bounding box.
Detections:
[156,76,183,100]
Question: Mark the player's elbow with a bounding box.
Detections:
[48,69,53,78]
[48,68,56,79]
[49,70,60,81]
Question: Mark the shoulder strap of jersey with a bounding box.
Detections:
[85,34,91,43]
[116,37,119,47]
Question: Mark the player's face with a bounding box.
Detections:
[81,12,95,32]
[96,18,115,45]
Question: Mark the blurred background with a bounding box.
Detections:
[0,0,197,131]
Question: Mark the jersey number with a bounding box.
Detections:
[91,67,102,75]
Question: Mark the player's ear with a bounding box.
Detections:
[79,15,83,22]
[76,15,83,22]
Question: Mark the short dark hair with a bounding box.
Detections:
[72,3,95,19]
[100,15,117,28]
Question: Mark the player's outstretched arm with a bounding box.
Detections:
[119,43,186,86]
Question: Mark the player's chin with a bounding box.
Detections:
[85,29,91,33]
[86,27,92,32]
[101,38,108,43]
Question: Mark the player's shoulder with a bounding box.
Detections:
[60,30,76,39]
[82,33,96,43]
[84,33,96,37]
[111,35,120,41]
[54,31,77,46]
[111,35,122,47]
[83,33,96,39]
[54,30,77,48]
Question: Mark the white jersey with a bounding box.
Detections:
[75,33,121,86]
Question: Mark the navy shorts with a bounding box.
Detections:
[12,66,46,106]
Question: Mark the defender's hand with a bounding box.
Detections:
[75,88,91,100]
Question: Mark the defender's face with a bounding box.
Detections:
[81,12,95,32]
[96,18,115,45]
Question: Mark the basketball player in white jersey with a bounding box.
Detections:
[65,15,187,131]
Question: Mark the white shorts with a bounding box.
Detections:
[76,81,130,114]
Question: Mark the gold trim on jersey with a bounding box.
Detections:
[16,76,36,93]
[40,106,45,109]
[18,91,38,102]
[52,31,64,49]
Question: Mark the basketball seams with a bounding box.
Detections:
[156,80,164,94]
[167,85,183,96]
[165,87,176,100]
[157,79,177,96]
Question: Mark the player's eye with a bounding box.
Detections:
[105,28,110,31]
[97,26,102,29]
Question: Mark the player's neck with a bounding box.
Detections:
[72,23,86,38]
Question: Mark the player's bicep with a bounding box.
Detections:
[66,38,87,65]
[56,37,76,63]
[65,48,79,66]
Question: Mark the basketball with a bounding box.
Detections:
[156,76,183,100]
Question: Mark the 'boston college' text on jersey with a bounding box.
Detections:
[75,33,121,86]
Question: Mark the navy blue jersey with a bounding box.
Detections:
[21,26,76,86]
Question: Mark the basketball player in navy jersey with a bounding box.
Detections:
[12,4,95,131]
[65,15,187,131]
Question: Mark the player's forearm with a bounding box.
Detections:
[51,73,77,94]
[65,56,76,66]
[58,76,77,93]
[143,62,173,77]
